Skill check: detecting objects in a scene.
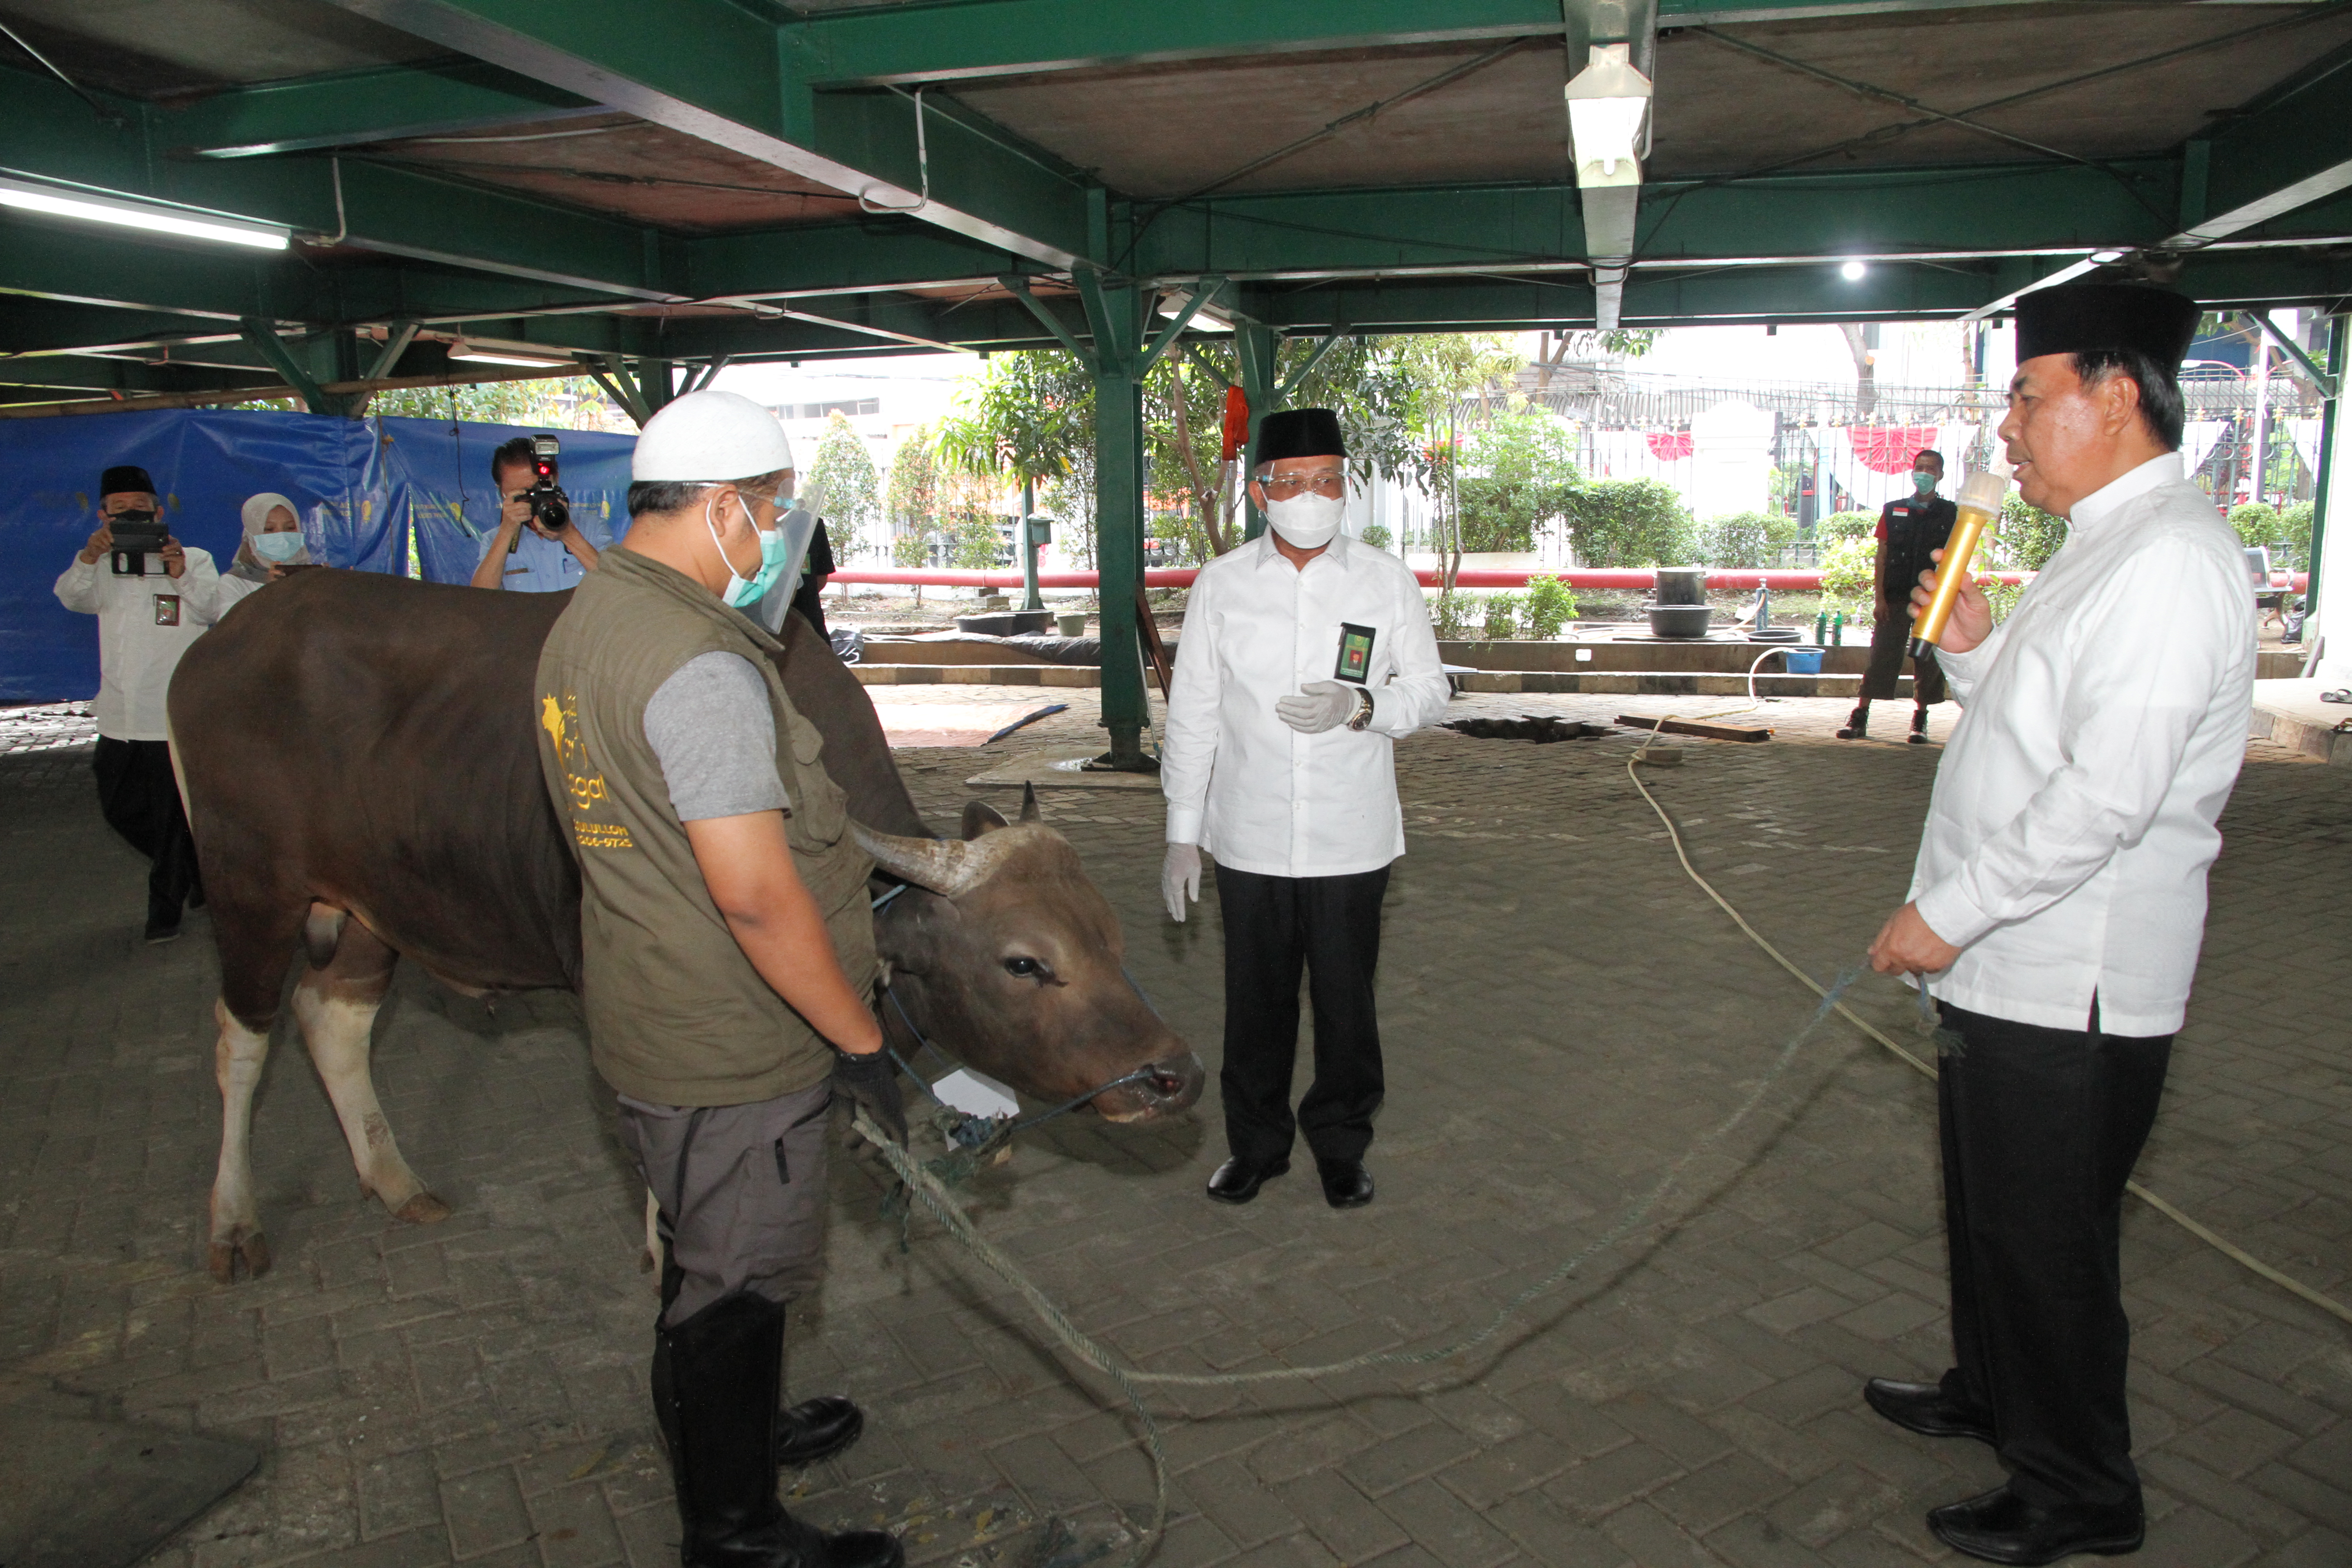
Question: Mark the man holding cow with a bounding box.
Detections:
[534,389,905,1568]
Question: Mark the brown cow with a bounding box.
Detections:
[169,571,1200,1283]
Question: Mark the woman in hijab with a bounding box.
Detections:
[217,492,312,612]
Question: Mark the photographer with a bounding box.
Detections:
[469,434,609,592]
[53,463,223,943]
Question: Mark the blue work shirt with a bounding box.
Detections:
[477,513,612,592]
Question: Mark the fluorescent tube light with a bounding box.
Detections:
[1565,44,1652,189]
[446,337,574,368]
[0,174,289,250]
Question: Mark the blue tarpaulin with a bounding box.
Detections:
[0,408,636,703]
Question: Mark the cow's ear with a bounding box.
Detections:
[962,800,1010,839]
[1019,782,1042,823]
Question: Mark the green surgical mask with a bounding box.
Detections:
[1911,470,1938,495]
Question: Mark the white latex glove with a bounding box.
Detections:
[1163,843,1201,923]
[1275,680,1359,735]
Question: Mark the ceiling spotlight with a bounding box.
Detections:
[0,173,290,250]
[1840,260,1868,282]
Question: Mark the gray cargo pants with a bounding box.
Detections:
[617,1080,833,1328]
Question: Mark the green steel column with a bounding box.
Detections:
[2307,314,2342,640]
[1235,322,1277,541]
[1089,282,1150,769]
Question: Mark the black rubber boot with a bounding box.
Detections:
[1835,705,1869,740]
[658,1292,904,1568]
[1908,707,1931,745]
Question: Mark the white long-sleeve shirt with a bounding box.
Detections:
[1162,530,1451,878]
[1909,454,2255,1036]
[53,548,224,741]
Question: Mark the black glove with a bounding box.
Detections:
[832,1050,907,1146]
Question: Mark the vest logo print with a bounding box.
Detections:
[541,692,632,850]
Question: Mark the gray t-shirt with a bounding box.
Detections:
[642,652,791,822]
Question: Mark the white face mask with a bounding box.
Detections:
[1265,492,1345,549]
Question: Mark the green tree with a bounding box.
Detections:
[1454,411,1582,554]
[1568,479,1694,567]
[804,412,879,561]
[364,377,623,427]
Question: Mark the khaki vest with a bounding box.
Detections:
[534,548,875,1106]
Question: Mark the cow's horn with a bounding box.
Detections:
[852,822,1027,898]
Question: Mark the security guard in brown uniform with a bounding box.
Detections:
[535,389,905,1568]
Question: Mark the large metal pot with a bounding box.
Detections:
[1647,604,1714,638]
[1652,566,1709,606]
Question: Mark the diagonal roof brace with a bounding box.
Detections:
[2255,310,2338,401]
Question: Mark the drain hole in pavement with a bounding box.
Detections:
[1441,715,1616,743]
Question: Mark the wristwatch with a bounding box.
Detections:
[1345,687,1376,731]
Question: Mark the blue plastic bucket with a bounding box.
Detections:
[1784,648,1825,675]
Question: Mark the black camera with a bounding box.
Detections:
[108,509,171,576]
[509,434,569,553]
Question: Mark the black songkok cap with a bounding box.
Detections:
[100,465,155,498]
[2015,283,2199,370]
[1255,408,1346,463]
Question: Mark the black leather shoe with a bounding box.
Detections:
[775,1394,863,1467]
[1863,1377,1995,1445]
[1835,705,1869,740]
[1315,1157,1375,1209]
[1928,1484,2144,1565]
[143,914,181,945]
[1206,1157,1288,1204]
[1908,709,1931,744]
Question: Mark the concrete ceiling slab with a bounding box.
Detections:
[0,0,437,95]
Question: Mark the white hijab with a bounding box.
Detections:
[233,492,310,581]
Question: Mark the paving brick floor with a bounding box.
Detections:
[0,686,2344,1567]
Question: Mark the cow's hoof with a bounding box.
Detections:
[395,1192,452,1225]
[207,1230,272,1284]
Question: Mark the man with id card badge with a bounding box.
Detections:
[1160,409,1450,1210]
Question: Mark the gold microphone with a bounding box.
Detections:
[1910,469,2011,658]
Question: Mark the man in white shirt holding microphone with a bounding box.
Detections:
[1161,409,1451,1210]
[1866,283,2254,1566]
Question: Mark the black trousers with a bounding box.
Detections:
[94,738,201,922]
[1859,615,1948,704]
[1214,863,1388,1166]
[1936,999,2172,1509]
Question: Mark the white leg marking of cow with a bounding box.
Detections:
[292,973,451,1225]
[208,1000,274,1283]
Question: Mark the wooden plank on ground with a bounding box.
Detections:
[1615,713,1773,743]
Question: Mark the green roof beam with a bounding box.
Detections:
[166,59,602,159]
[320,0,1093,268]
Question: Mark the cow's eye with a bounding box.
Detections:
[1003,956,1053,981]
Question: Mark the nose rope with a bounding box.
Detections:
[876,982,1161,1159]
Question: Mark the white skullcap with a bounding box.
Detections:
[632,389,795,482]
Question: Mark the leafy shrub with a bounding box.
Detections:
[1359,522,1393,552]
[1816,509,1878,543]
[1819,535,1878,612]
[1429,592,1473,640]
[1994,492,2068,571]
[1480,593,1524,640]
[1569,479,1694,567]
[2228,501,2279,547]
[1694,510,1798,568]
[2277,502,2315,570]
[1524,573,1578,639]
